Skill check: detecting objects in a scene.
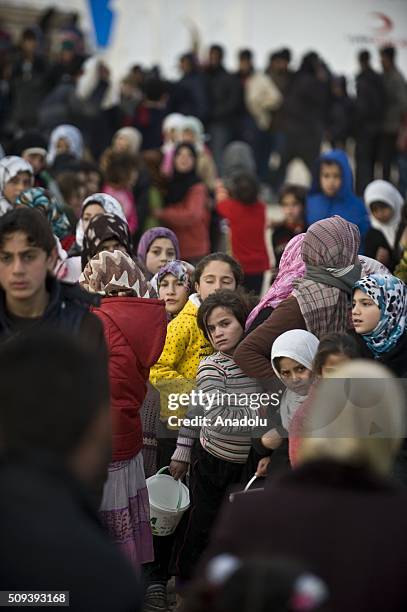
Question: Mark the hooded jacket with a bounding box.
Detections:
[306,150,370,244]
[91,296,167,460]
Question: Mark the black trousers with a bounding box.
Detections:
[355,130,380,195]
[175,444,246,581]
[379,132,398,181]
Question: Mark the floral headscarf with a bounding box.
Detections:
[16,187,71,239]
[136,227,180,263]
[47,124,84,165]
[245,233,306,330]
[81,213,132,270]
[80,249,153,297]
[353,274,407,356]
[151,259,195,294]
[75,192,127,249]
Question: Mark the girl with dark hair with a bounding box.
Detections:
[146,253,243,610]
[155,143,210,263]
[170,288,259,583]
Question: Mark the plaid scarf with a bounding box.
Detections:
[292,216,360,337]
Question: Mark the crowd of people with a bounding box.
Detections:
[0,9,407,612]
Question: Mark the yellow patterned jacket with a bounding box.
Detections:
[149,295,213,425]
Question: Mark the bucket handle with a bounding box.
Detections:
[156,466,183,511]
[244,474,260,492]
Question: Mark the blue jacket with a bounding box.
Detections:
[306,150,370,247]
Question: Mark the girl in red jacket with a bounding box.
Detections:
[216,173,270,295]
[80,249,167,568]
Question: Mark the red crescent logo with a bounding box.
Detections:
[370,12,394,34]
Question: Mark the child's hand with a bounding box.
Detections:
[261,428,282,450]
[256,456,271,477]
[169,460,188,481]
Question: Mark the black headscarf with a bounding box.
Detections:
[165,143,200,205]
[81,213,132,270]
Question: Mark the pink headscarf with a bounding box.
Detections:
[245,233,306,330]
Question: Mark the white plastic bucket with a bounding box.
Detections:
[146,466,190,536]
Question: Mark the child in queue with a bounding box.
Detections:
[145,253,244,610]
[170,288,259,584]
[256,329,319,477]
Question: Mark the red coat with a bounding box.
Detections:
[92,296,167,461]
[158,183,210,260]
[216,198,270,274]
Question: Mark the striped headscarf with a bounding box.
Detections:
[292,216,361,337]
[80,249,153,298]
[245,233,306,330]
[16,187,71,239]
[81,213,132,270]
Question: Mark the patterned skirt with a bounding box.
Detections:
[99,452,154,567]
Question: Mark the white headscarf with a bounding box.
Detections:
[0,156,33,193]
[47,125,84,165]
[113,127,142,155]
[364,180,403,248]
[271,329,319,430]
[162,113,186,149]
[0,156,34,214]
[75,192,127,249]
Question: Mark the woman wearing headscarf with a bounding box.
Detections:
[112,127,143,156]
[15,186,82,283]
[81,213,133,271]
[352,273,407,484]
[141,259,195,479]
[351,274,407,377]
[254,329,319,479]
[136,226,180,279]
[364,179,404,271]
[0,156,34,215]
[202,360,407,612]
[15,186,71,241]
[72,192,128,255]
[80,249,167,567]
[47,124,84,167]
[155,142,210,264]
[245,233,306,333]
[235,216,361,381]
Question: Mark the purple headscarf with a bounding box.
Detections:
[136,227,180,263]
